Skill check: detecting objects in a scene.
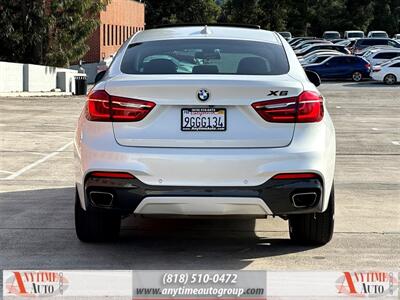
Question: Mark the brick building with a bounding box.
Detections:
[83,0,145,63]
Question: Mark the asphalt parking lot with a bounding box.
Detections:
[0,82,399,272]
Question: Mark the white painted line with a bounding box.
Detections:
[371,128,379,131]
[392,141,400,146]
[0,170,13,174]
[2,141,73,180]
[336,106,341,108]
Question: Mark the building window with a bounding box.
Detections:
[107,24,110,46]
[112,25,115,45]
[103,24,106,46]
[118,26,120,44]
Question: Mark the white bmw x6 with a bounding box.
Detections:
[74,25,336,245]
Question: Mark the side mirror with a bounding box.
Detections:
[94,70,106,84]
[305,70,321,87]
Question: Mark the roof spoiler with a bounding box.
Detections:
[153,23,261,30]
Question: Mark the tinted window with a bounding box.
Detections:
[329,57,347,64]
[390,63,400,67]
[315,57,328,63]
[388,40,400,47]
[121,39,289,75]
[323,33,340,39]
[347,32,364,38]
[374,52,399,59]
[359,39,389,46]
[371,33,388,38]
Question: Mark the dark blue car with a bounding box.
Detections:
[304,55,371,81]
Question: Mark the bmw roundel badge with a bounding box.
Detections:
[197,89,210,101]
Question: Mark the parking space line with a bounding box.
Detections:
[0,170,13,174]
[1,141,73,180]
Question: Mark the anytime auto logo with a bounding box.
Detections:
[336,272,398,297]
[5,271,69,297]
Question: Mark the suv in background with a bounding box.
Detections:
[322,31,341,40]
[364,49,400,66]
[344,30,365,39]
[352,38,400,55]
[304,55,371,82]
[278,31,292,40]
[367,31,389,38]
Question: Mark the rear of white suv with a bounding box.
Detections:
[74,25,336,245]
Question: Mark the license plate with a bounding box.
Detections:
[181,108,226,131]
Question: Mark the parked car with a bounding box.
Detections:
[289,37,317,47]
[330,39,345,44]
[299,50,343,63]
[364,49,400,66]
[300,52,344,65]
[299,49,342,58]
[371,58,400,84]
[393,34,400,40]
[360,45,399,58]
[344,30,365,39]
[351,38,400,55]
[278,31,292,40]
[74,24,336,245]
[292,39,332,50]
[367,31,389,38]
[335,39,357,49]
[322,31,341,40]
[296,44,350,57]
[304,55,371,81]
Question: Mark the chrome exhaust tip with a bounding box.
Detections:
[291,192,318,208]
[89,191,114,208]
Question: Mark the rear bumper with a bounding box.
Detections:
[84,175,323,216]
[74,114,335,214]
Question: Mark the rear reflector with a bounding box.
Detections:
[86,90,155,122]
[273,173,319,180]
[90,172,135,179]
[252,91,324,123]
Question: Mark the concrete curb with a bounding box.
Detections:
[0,91,74,97]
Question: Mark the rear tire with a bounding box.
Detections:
[384,74,397,85]
[352,72,363,82]
[75,190,121,242]
[289,185,335,245]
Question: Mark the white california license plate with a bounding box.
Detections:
[181,108,226,131]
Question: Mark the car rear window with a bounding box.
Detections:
[347,32,363,38]
[323,33,340,39]
[120,39,289,75]
[359,39,388,46]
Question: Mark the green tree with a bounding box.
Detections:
[145,0,221,28]
[259,0,288,31]
[368,0,399,35]
[45,0,109,66]
[0,0,108,67]
[221,0,262,25]
[343,0,374,32]
[0,0,47,64]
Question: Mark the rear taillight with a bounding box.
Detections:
[365,63,371,69]
[90,172,135,179]
[86,90,155,122]
[273,173,319,180]
[252,91,324,123]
